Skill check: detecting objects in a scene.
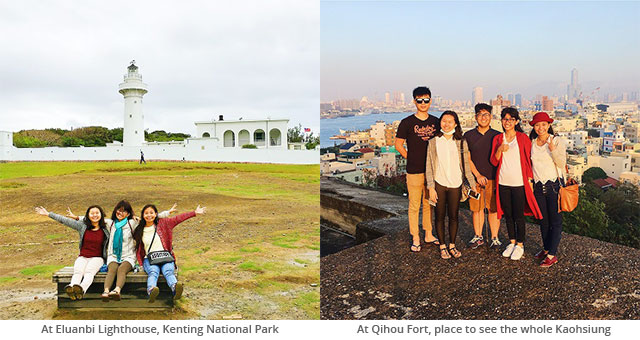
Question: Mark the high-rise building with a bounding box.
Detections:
[507,93,514,105]
[490,94,511,116]
[542,96,553,111]
[567,68,581,100]
[472,87,483,105]
[385,92,391,104]
[515,93,522,107]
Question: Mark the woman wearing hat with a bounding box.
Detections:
[529,112,566,267]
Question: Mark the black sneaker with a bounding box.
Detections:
[489,238,502,250]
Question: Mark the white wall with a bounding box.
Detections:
[1,140,317,164]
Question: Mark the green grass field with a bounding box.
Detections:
[0,161,319,320]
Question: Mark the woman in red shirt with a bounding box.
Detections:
[35,205,109,300]
[490,107,542,260]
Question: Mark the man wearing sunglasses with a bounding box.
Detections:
[395,86,440,252]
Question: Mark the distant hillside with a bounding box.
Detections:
[12,127,191,148]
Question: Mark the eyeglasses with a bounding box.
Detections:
[476,113,491,118]
[502,118,517,123]
[415,98,430,104]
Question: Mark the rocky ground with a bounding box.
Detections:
[321,210,640,320]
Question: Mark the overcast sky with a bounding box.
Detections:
[322,1,640,102]
[0,0,319,135]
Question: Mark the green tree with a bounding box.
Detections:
[305,133,320,150]
[13,134,48,148]
[562,187,609,240]
[61,136,85,147]
[288,124,304,143]
[582,167,608,183]
[110,128,123,142]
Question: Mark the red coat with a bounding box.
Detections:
[490,132,543,220]
[136,211,196,267]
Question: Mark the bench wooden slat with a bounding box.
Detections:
[53,266,176,309]
[52,267,168,283]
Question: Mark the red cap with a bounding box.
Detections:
[529,112,554,126]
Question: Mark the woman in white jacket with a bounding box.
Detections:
[529,112,567,267]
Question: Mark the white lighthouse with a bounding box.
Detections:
[119,60,148,147]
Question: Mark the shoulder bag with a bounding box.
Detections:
[146,227,175,265]
[556,164,579,213]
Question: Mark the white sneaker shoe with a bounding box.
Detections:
[502,243,516,257]
[510,245,524,260]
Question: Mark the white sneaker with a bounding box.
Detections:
[469,235,482,244]
[510,245,524,260]
[502,243,516,257]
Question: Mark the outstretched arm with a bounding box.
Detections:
[163,205,206,230]
[36,206,84,231]
[157,203,178,219]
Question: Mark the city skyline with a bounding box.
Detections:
[0,0,320,134]
[321,1,639,102]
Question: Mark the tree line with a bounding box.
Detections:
[13,125,319,149]
[12,127,191,148]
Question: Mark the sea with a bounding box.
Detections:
[320,111,444,148]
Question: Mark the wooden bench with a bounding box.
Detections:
[52,267,174,309]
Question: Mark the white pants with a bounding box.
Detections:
[71,256,104,293]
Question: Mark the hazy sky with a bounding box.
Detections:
[321,1,640,102]
[0,0,319,134]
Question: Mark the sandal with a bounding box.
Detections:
[109,290,121,301]
[448,246,462,258]
[440,247,451,259]
[101,291,110,302]
[425,237,440,246]
[410,243,422,252]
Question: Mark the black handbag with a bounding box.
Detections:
[146,227,174,266]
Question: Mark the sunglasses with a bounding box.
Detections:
[415,98,431,104]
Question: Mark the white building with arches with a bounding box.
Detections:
[195,117,287,149]
[0,62,317,164]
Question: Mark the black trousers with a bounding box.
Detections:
[499,185,526,243]
[434,182,461,246]
[534,180,563,255]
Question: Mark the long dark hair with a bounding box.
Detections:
[436,110,463,140]
[111,200,134,221]
[501,107,524,133]
[83,205,107,231]
[529,125,555,140]
[133,204,159,247]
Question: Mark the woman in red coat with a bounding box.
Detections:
[490,107,542,260]
[133,204,206,302]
